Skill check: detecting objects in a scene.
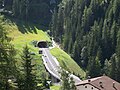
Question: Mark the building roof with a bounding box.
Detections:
[76,76,120,90]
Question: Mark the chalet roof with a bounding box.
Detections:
[76,76,120,90]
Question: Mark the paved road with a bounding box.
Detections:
[42,48,60,79]
[41,48,81,84]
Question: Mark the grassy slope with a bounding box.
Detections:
[2,17,85,79]
[50,48,86,78]
[3,20,51,78]
[50,85,60,90]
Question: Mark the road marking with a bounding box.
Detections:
[43,48,60,77]
[41,48,81,83]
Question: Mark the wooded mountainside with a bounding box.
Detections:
[0,0,61,25]
[1,0,120,89]
[51,0,120,82]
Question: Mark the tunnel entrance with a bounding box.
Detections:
[37,41,48,48]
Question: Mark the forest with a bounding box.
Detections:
[51,0,120,82]
[0,0,61,25]
[0,0,120,90]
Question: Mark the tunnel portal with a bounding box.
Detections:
[37,41,48,48]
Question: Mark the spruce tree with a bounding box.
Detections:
[69,77,76,90]
[51,8,58,38]
[103,59,111,76]
[12,0,20,16]
[57,3,64,43]
[116,30,120,82]
[0,26,17,90]
[81,46,88,68]
[109,54,117,81]
[110,21,117,53]
[87,55,101,78]
[60,69,76,90]
[19,45,37,90]
[60,69,70,90]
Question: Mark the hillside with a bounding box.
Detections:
[50,47,85,78]
[51,0,120,82]
[1,0,120,90]
[1,17,51,79]
[1,16,85,79]
[0,0,62,25]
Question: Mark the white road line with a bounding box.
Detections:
[42,56,60,79]
[43,48,60,77]
[41,48,81,83]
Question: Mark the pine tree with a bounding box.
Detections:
[87,55,101,78]
[103,59,111,76]
[60,69,76,90]
[102,19,112,60]
[69,77,76,90]
[50,0,120,80]
[19,45,37,90]
[57,3,64,43]
[80,46,88,68]
[63,17,71,51]
[20,0,29,19]
[68,36,73,54]
[12,0,20,16]
[60,69,70,90]
[72,40,81,63]
[110,21,117,53]
[116,30,120,82]
[0,26,17,90]
[51,8,58,38]
[109,54,117,81]
[97,47,103,67]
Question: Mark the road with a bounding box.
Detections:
[41,48,81,84]
[42,48,60,80]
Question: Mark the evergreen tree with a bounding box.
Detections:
[103,59,111,76]
[87,55,101,78]
[51,8,58,38]
[57,3,64,43]
[80,46,88,68]
[116,30,120,82]
[102,19,112,60]
[63,17,71,51]
[12,0,20,16]
[69,77,76,90]
[72,40,81,63]
[110,21,117,53]
[0,26,17,90]
[60,69,70,90]
[51,0,120,80]
[18,45,37,90]
[109,54,117,81]
[97,47,103,67]
[60,69,76,90]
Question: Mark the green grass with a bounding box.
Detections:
[2,19,51,78]
[50,85,60,90]
[2,16,85,79]
[50,47,86,78]
[4,22,51,52]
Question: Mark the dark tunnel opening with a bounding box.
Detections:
[37,41,48,48]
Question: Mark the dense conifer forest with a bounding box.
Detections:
[0,0,61,25]
[51,0,120,82]
[1,0,120,89]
